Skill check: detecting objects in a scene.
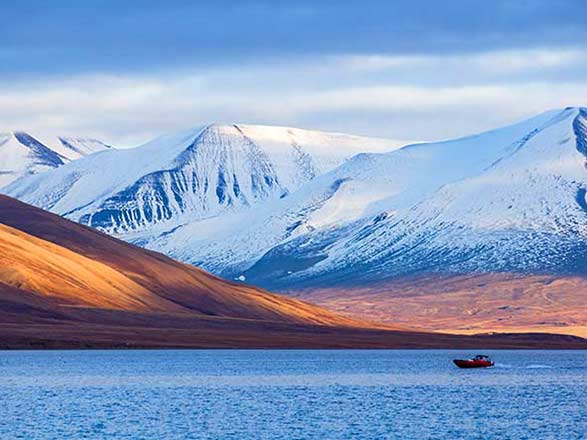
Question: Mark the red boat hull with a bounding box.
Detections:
[453,359,494,368]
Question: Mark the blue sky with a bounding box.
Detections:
[2,0,587,145]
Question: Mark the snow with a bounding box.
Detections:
[234,107,587,288]
[46,136,112,160]
[5,123,408,232]
[234,124,405,191]
[127,107,587,288]
[0,131,111,188]
[6,127,207,215]
[7,109,587,290]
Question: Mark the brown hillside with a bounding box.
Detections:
[0,195,585,349]
[0,195,359,326]
[294,273,587,337]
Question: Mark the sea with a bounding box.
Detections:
[0,349,585,439]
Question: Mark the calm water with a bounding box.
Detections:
[0,350,585,439]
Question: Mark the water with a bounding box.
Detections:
[0,350,585,439]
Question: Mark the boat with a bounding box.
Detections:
[453,355,494,368]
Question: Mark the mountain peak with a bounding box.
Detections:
[5,123,408,235]
[0,131,112,188]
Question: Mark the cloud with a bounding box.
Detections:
[0,48,586,146]
[337,48,587,74]
[3,1,587,76]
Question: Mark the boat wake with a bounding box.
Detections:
[492,363,553,370]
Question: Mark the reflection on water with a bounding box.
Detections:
[0,350,585,439]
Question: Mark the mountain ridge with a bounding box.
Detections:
[5,123,407,232]
[238,107,587,287]
[0,131,111,187]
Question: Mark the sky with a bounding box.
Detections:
[2,0,587,146]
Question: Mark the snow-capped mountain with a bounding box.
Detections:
[238,107,587,288]
[5,124,407,234]
[48,136,112,160]
[89,107,587,290]
[0,131,111,187]
[9,109,587,292]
